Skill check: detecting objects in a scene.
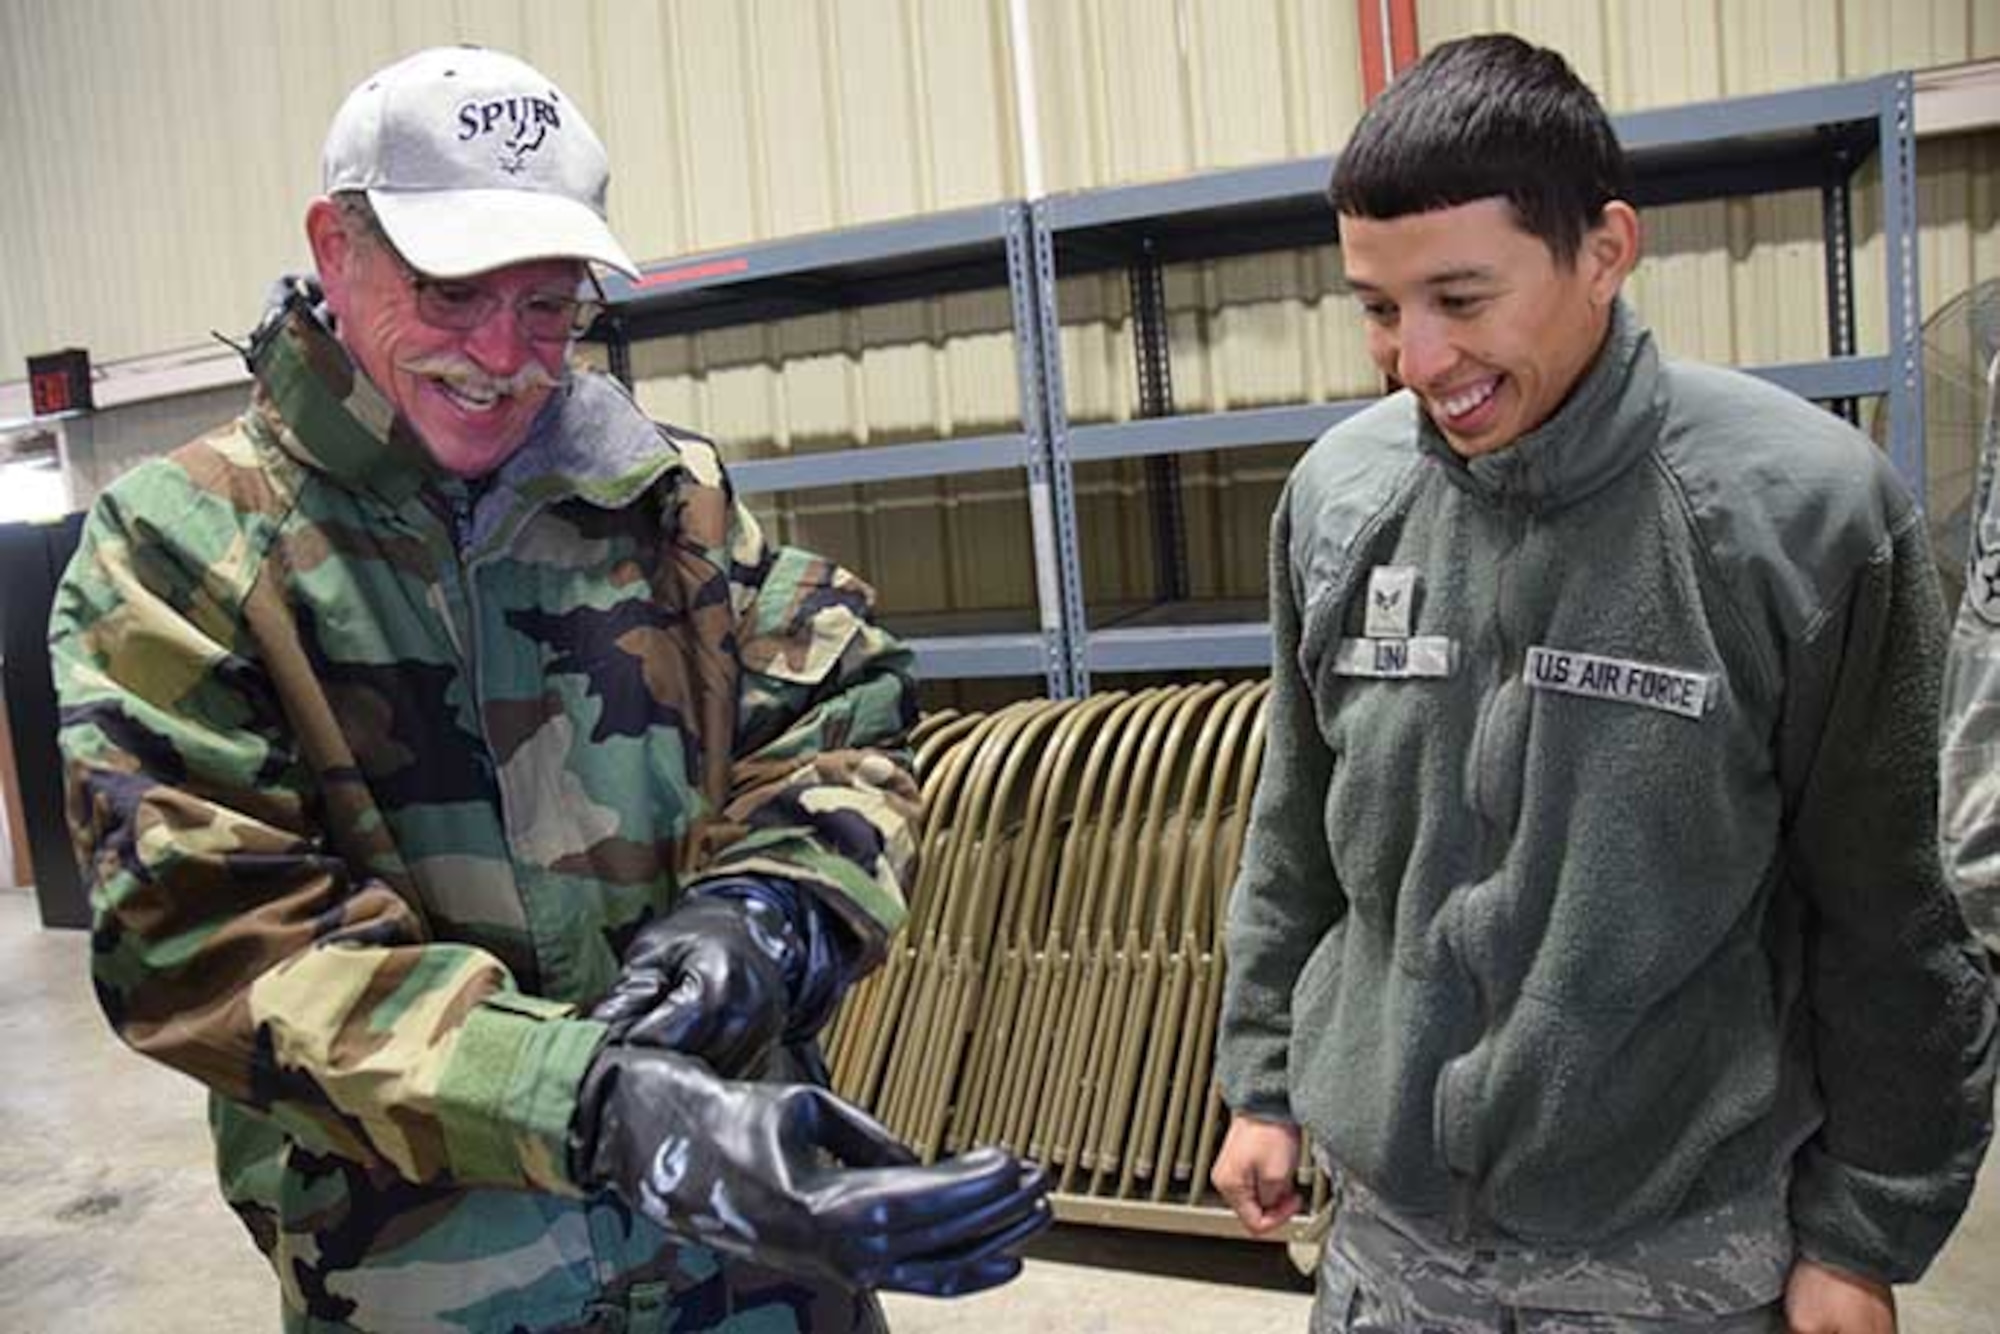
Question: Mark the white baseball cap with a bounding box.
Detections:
[322,45,639,279]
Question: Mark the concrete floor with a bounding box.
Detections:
[1,884,1993,1333]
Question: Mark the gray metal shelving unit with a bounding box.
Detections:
[588,204,1076,692]
[1034,72,1923,692]
[590,74,1922,700]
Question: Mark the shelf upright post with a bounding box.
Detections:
[1009,202,1087,698]
[1024,201,1104,700]
[1880,72,1926,501]
[1819,128,1860,426]
[1130,239,1189,603]
[604,313,634,391]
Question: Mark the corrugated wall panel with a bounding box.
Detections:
[1837,0,2000,411]
[1031,0,1367,191]
[664,3,766,251]
[595,0,691,258]
[1566,7,1725,362]
[7,3,1994,383]
[1614,2,1724,106]
[1,3,67,370]
[1042,0,2000,612]
[831,0,929,223]
[1843,0,1983,75]
[1185,1,1290,169]
[612,0,1032,627]
[1857,129,1996,470]
[0,2,1026,398]
[1035,1,1362,607]
[0,0,1040,635]
[1084,2,1196,186]
[6,1,1998,661]
[912,1,1021,211]
[0,0,408,370]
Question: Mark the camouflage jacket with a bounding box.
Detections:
[51,285,921,1333]
[1941,352,2000,969]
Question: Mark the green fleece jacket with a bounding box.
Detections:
[1217,301,1997,1284]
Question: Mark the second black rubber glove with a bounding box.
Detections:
[572,1044,1052,1296]
[590,878,854,1078]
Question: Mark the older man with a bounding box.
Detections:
[52,45,1046,1334]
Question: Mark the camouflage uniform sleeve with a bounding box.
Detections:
[52,470,604,1196]
[671,444,922,972]
[1940,412,2000,970]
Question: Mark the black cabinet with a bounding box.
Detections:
[0,515,88,929]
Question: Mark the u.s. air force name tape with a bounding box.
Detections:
[1523,646,1713,719]
[1332,636,1456,679]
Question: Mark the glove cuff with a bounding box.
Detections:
[569,1043,726,1192]
[694,876,858,1041]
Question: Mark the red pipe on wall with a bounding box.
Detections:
[1358,0,1421,101]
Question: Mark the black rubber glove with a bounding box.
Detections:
[590,878,856,1078]
[571,1045,1052,1296]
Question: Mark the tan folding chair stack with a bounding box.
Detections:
[879,699,1066,1157]
[827,682,1329,1257]
[949,690,1126,1158]
[1063,681,1224,1197]
[824,703,1008,1107]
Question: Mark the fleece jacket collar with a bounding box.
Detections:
[1416,298,1663,515]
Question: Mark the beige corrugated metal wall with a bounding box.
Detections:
[3,1,1997,684]
[1042,0,2000,618]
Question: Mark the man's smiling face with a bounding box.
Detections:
[310,199,579,477]
[1340,197,1633,458]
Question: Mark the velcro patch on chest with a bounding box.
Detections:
[1524,646,1712,719]
[1331,636,1456,679]
[1365,566,1419,638]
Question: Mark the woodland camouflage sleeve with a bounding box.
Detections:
[51,457,603,1196]
[1941,417,2000,969]
[672,442,923,971]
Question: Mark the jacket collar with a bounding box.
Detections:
[1416,298,1662,513]
[245,276,687,543]
[246,276,437,508]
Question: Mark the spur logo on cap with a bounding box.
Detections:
[455,93,562,175]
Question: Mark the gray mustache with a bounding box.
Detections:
[398,353,561,399]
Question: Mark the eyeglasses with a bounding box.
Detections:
[402,265,605,344]
[339,204,608,343]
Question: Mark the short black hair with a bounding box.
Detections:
[1328,34,1630,263]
